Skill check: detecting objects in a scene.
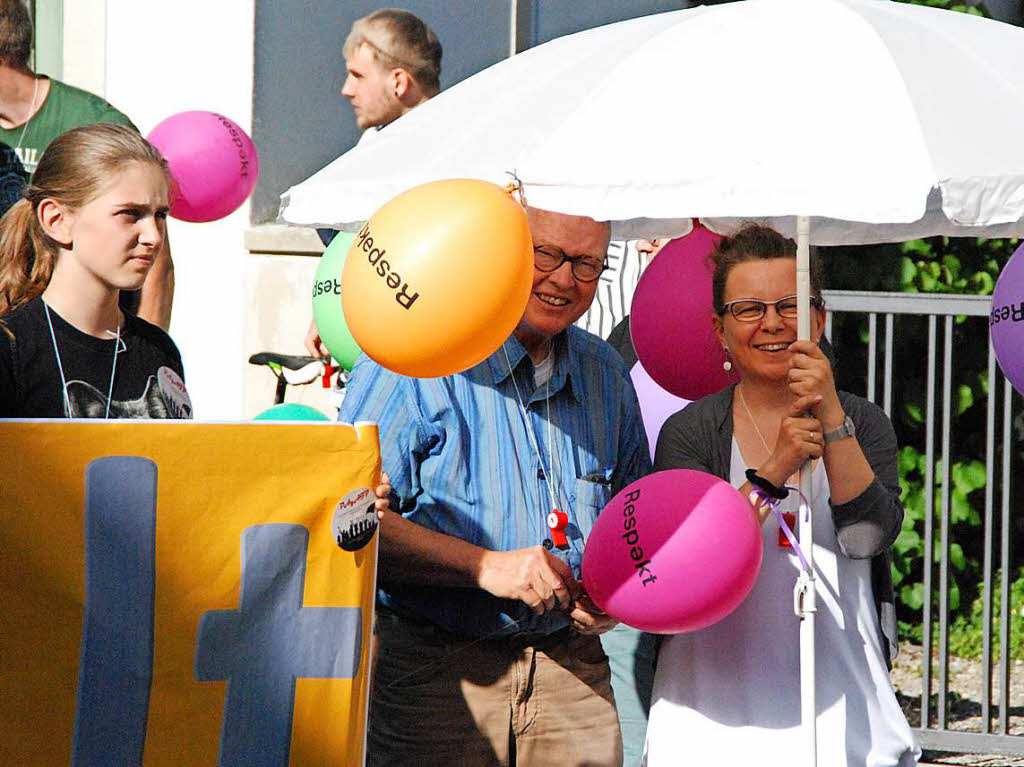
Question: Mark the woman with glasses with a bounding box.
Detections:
[644,224,918,766]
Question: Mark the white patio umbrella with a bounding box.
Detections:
[281,0,1024,763]
[282,0,1024,243]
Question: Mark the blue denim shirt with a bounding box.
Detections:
[338,326,651,637]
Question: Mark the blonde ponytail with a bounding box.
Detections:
[0,197,56,316]
[0,123,170,319]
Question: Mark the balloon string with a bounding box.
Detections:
[381,617,527,689]
[768,486,812,572]
[504,170,527,206]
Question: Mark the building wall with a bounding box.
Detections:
[62,0,256,419]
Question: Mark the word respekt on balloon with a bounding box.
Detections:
[582,469,762,634]
[341,179,533,379]
[312,232,361,371]
[147,111,259,223]
[991,241,1024,396]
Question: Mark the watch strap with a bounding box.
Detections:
[823,415,855,444]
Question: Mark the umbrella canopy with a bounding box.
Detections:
[281,0,1024,244]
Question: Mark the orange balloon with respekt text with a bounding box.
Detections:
[341,179,534,378]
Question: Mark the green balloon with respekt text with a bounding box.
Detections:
[311,232,361,370]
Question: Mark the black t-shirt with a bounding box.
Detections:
[0,297,190,418]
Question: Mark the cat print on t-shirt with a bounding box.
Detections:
[65,375,190,419]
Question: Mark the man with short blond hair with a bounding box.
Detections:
[341,8,441,131]
[306,9,442,357]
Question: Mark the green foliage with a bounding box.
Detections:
[894,0,985,16]
[892,446,987,627]
[901,570,1024,661]
[948,570,1024,660]
[897,237,1017,296]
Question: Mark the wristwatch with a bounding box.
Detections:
[823,415,856,444]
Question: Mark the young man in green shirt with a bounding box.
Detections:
[0,0,173,330]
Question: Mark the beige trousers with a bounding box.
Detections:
[368,610,623,767]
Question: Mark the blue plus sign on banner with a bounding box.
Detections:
[0,421,380,766]
[196,525,363,767]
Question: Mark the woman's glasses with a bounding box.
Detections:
[533,246,606,282]
[719,294,824,322]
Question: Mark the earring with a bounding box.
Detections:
[722,348,732,372]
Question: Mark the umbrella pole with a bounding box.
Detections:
[796,215,818,767]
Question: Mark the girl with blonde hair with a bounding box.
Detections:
[0,123,190,418]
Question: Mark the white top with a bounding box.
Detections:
[533,350,555,388]
[644,440,920,767]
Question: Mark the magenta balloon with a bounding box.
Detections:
[630,225,739,399]
[630,360,690,461]
[147,111,259,223]
[991,242,1024,396]
[582,469,762,634]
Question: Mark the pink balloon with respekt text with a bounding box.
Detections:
[147,111,259,223]
[582,470,762,634]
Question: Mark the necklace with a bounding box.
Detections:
[736,384,774,458]
[738,383,806,549]
[44,300,122,418]
[502,344,571,549]
[13,77,39,154]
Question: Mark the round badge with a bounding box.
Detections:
[332,486,378,551]
[157,366,193,419]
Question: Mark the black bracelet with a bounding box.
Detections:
[745,468,789,500]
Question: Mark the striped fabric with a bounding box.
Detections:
[338,326,651,638]
[575,240,649,338]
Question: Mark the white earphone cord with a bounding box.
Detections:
[502,345,561,514]
[44,300,121,419]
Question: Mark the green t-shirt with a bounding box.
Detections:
[0,78,136,174]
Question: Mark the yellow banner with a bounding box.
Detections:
[0,421,380,767]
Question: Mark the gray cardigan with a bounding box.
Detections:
[653,385,902,668]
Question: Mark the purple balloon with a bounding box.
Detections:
[630,224,739,399]
[631,361,691,461]
[991,242,1024,395]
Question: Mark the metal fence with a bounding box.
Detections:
[823,289,1021,755]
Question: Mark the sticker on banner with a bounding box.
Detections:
[333,486,378,551]
[157,366,193,418]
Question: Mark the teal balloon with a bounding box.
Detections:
[312,231,361,370]
[254,403,330,421]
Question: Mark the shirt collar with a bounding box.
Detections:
[715,383,738,434]
[487,331,584,403]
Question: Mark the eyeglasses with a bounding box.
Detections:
[533,246,607,282]
[719,294,824,322]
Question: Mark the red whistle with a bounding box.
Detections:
[547,509,569,550]
[322,362,336,389]
[778,511,797,548]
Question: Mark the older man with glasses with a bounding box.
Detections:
[339,207,651,767]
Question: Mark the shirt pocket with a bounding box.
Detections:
[565,472,614,578]
[575,471,613,517]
